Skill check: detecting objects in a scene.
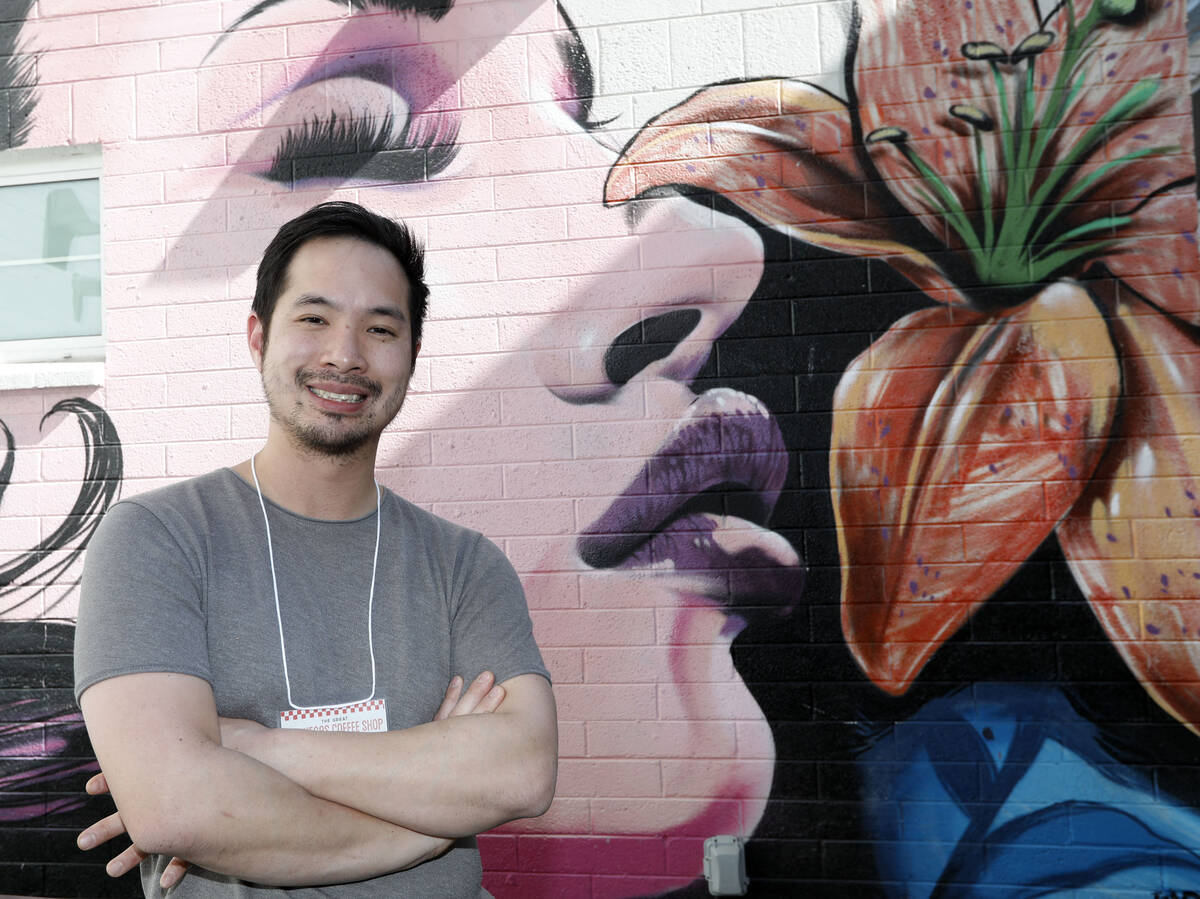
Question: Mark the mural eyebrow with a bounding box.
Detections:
[208,0,455,58]
[0,0,38,150]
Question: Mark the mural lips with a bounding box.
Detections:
[576,388,803,608]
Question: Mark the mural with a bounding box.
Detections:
[1,399,122,608]
[1,0,1199,895]
[0,399,121,889]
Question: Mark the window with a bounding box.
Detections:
[0,144,102,389]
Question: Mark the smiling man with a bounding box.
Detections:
[72,201,557,897]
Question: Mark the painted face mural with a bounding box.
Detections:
[4,0,1200,895]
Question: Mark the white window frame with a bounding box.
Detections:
[0,143,103,390]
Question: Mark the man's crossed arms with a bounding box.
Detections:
[76,669,557,889]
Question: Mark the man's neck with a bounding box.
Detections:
[234,434,381,521]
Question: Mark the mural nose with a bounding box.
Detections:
[539,193,764,403]
[603,308,702,387]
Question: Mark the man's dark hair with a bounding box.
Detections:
[253,201,429,360]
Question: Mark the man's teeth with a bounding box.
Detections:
[309,387,364,403]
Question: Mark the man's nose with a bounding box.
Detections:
[321,323,367,371]
[540,192,763,402]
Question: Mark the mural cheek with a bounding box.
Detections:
[664,602,774,832]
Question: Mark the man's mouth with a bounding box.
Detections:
[308,386,368,404]
[577,387,804,607]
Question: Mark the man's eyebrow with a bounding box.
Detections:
[293,294,408,322]
[219,0,454,44]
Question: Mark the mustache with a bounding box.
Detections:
[294,369,383,398]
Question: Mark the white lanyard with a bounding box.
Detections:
[250,454,381,711]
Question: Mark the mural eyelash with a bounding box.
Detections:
[262,110,460,185]
[555,14,612,133]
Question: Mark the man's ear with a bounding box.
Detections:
[248,313,266,371]
[411,339,421,372]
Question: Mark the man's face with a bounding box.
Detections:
[250,235,416,458]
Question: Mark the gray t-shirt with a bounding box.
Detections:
[74,468,548,898]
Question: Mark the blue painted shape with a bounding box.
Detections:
[861,684,1200,898]
[936,801,1200,897]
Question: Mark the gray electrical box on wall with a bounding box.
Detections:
[703,835,748,895]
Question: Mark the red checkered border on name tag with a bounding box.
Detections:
[280,698,386,723]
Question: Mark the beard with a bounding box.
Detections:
[262,365,404,459]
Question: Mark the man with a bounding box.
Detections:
[72,200,557,896]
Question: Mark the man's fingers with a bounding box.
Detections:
[433,676,464,721]
[475,684,506,714]
[449,671,496,717]
[105,842,147,878]
[77,810,128,851]
[85,772,109,795]
[160,857,191,890]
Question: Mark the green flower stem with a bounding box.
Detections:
[896,142,984,254]
[1027,145,1174,247]
[999,58,1042,254]
[1028,236,1119,281]
[1034,214,1131,258]
[974,128,996,251]
[1031,32,1100,169]
[1011,57,1097,241]
[991,61,1016,175]
[1025,77,1159,219]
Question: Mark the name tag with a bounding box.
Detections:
[279,698,388,733]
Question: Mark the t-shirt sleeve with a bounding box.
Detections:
[449,532,549,687]
[74,500,212,703]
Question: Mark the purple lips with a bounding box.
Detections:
[578,388,803,606]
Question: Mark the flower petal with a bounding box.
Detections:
[1097,188,1200,328]
[1047,0,1186,93]
[1058,284,1200,735]
[1049,0,1194,284]
[833,281,1119,693]
[854,0,1042,231]
[603,78,969,305]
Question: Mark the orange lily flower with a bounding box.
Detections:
[604,0,1200,731]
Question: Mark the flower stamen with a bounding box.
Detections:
[1010,30,1056,62]
[949,104,995,131]
[1096,0,1139,20]
[865,126,908,144]
[962,41,1008,60]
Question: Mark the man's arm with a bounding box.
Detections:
[222,670,558,837]
[79,671,452,885]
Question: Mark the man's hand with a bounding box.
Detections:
[77,772,189,890]
[433,671,508,721]
[76,673,505,884]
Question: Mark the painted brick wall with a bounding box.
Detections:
[3,0,1200,896]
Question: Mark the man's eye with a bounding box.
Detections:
[262,110,460,185]
[300,315,326,324]
[369,326,397,337]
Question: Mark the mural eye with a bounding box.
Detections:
[261,76,460,186]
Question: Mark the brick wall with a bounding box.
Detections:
[3,0,1200,895]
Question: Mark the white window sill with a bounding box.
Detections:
[0,361,104,390]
